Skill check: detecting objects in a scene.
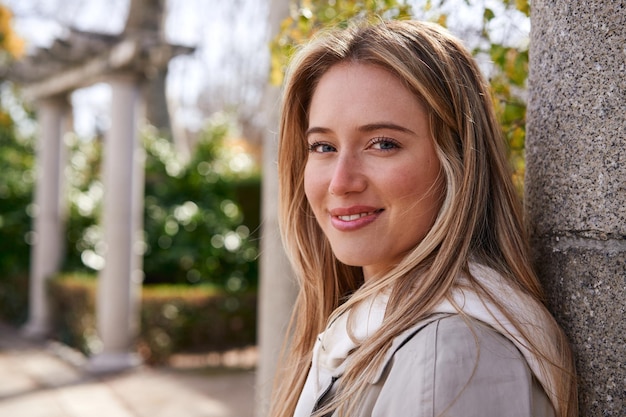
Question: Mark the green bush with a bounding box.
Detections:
[141,120,260,288]
[0,85,35,324]
[0,86,35,280]
[0,91,260,352]
[47,273,97,353]
[63,115,261,290]
[140,284,256,364]
[48,273,257,364]
[0,272,28,325]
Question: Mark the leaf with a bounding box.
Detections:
[437,13,448,28]
[0,5,25,58]
[504,48,528,86]
[515,0,530,16]
[483,8,495,22]
[269,0,415,85]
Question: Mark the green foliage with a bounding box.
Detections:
[0,7,35,320]
[48,273,257,364]
[272,0,530,193]
[141,118,260,288]
[0,272,28,324]
[140,284,256,364]
[477,0,530,193]
[270,0,413,85]
[0,89,259,327]
[0,86,35,279]
[47,273,98,353]
[63,134,104,273]
[63,115,260,290]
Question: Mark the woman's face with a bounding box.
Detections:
[304,62,444,280]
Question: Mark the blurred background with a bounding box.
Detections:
[0,0,529,366]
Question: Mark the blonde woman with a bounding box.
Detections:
[272,20,577,417]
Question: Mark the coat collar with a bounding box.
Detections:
[368,313,451,384]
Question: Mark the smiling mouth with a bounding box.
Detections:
[336,209,383,221]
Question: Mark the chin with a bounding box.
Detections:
[333,254,366,268]
[333,252,377,269]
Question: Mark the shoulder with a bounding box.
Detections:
[369,315,554,417]
[384,315,526,373]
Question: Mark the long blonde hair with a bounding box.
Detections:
[273,20,576,417]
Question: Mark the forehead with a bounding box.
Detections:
[308,62,426,128]
[313,62,405,98]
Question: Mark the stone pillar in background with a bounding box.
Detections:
[22,96,70,339]
[526,1,626,415]
[88,75,144,373]
[143,67,171,136]
[256,0,296,415]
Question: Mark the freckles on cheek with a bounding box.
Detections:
[303,179,319,220]
[303,164,323,201]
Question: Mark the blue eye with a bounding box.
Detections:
[370,137,400,151]
[308,142,336,153]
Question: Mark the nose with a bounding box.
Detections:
[328,154,367,196]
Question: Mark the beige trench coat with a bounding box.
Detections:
[310,315,556,417]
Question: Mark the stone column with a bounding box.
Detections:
[22,96,69,339]
[88,74,144,373]
[255,0,296,415]
[143,66,171,135]
[526,1,626,415]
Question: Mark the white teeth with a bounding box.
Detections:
[337,212,373,221]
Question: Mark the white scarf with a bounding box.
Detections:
[293,263,556,417]
[293,290,389,416]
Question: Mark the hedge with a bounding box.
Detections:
[0,272,28,325]
[48,273,257,364]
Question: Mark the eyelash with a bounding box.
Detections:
[307,142,335,153]
[369,136,401,150]
[307,137,401,153]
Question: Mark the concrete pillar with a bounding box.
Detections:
[87,74,144,373]
[255,0,296,415]
[526,1,626,415]
[22,96,69,339]
[143,66,171,135]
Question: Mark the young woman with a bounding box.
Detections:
[271,20,577,417]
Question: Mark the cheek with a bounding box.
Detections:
[397,160,444,213]
[419,167,445,224]
[417,151,443,192]
[303,165,322,210]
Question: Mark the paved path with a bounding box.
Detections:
[0,322,256,417]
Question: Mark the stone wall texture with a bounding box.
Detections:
[526,1,626,415]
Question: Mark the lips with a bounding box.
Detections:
[329,206,383,231]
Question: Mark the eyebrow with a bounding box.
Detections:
[305,122,415,137]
